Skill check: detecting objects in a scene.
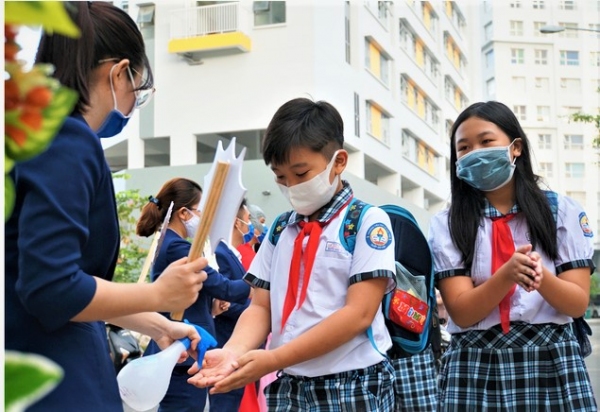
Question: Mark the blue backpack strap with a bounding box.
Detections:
[543,190,559,223]
[269,210,293,246]
[339,198,372,254]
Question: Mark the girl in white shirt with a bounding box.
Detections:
[429,101,596,411]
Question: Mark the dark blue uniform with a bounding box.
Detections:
[147,232,251,412]
[5,115,122,411]
[209,241,251,412]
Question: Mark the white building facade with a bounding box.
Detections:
[104,0,598,260]
[105,0,477,218]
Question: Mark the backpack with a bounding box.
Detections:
[269,198,438,356]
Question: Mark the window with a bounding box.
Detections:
[354,92,360,137]
[535,77,549,91]
[512,76,526,93]
[534,21,547,37]
[538,134,552,149]
[560,78,581,92]
[486,78,496,97]
[565,162,584,178]
[559,22,578,38]
[591,52,600,67]
[559,0,576,10]
[484,22,493,42]
[345,2,351,64]
[537,106,550,122]
[366,102,390,145]
[511,48,524,64]
[564,134,584,149]
[365,39,390,85]
[534,49,548,65]
[532,0,545,8]
[485,49,494,68]
[513,105,526,121]
[510,20,523,36]
[253,1,286,26]
[510,0,521,7]
[560,50,579,66]
[589,24,600,38]
[137,4,155,27]
[539,162,553,178]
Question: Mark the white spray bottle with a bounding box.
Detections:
[117,320,217,411]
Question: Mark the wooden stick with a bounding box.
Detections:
[137,232,159,284]
[171,161,230,321]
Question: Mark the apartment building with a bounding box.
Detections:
[104,0,478,222]
[470,0,600,258]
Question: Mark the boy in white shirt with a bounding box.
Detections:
[188,97,397,410]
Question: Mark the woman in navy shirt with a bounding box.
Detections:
[137,177,251,412]
[5,3,207,411]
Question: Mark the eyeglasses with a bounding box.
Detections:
[126,66,155,109]
[98,58,155,109]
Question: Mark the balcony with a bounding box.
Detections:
[169,3,251,64]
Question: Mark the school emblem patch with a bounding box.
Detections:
[365,223,392,250]
[579,212,593,238]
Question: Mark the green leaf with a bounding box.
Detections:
[5,175,15,222]
[5,1,80,38]
[5,351,64,412]
[5,86,78,162]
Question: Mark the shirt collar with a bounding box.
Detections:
[289,180,353,225]
[482,197,520,218]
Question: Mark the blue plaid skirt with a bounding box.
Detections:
[438,322,597,412]
[390,346,437,412]
[264,360,395,411]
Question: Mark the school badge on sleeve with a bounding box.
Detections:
[365,223,392,250]
[579,212,593,238]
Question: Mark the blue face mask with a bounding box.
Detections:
[96,110,130,138]
[257,224,269,243]
[96,64,133,138]
[243,223,255,244]
[456,140,518,192]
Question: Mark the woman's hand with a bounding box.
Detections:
[503,244,542,292]
[211,299,230,317]
[152,256,208,312]
[153,320,201,363]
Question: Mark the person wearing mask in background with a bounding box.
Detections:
[188,98,396,411]
[210,199,257,412]
[5,3,207,411]
[248,204,269,252]
[429,101,596,410]
[235,200,257,270]
[137,178,251,412]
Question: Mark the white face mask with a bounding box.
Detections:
[183,211,200,239]
[277,151,340,216]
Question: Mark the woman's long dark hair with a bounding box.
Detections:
[136,178,202,237]
[35,1,153,114]
[448,101,557,269]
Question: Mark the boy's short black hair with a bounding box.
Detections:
[262,98,344,166]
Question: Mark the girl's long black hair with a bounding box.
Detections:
[448,101,558,269]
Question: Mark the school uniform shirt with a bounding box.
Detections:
[5,114,122,411]
[146,230,251,365]
[244,182,396,377]
[429,194,595,334]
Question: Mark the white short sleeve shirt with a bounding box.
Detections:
[245,204,396,377]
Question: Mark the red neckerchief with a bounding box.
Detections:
[491,213,517,334]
